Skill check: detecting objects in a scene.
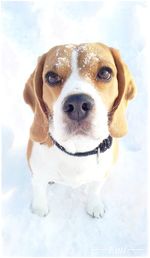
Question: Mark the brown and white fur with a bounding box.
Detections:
[24,43,136,218]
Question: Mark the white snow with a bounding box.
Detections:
[55,56,70,68]
[1,0,148,256]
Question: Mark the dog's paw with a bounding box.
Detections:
[31,203,49,217]
[86,200,106,218]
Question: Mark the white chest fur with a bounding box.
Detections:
[30,142,113,188]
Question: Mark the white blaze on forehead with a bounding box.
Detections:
[71,49,78,74]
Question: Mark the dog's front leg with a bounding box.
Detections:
[86,179,106,218]
[31,176,49,217]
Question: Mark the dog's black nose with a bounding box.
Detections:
[63,94,94,121]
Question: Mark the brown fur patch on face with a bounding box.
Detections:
[77,43,118,111]
[42,45,75,112]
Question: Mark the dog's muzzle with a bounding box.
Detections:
[63,94,94,122]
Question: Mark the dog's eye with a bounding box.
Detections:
[96,67,112,82]
[45,71,62,86]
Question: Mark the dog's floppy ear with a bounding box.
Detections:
[109,48,136,137]
[23,54,49,142]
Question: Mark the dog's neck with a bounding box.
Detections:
[49,134,113,158]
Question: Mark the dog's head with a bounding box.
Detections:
[24,43,136,152]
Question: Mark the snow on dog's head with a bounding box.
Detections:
[24,43,136,152]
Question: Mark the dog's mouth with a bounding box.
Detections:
[64,119,92,136]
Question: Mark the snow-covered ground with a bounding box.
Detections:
[1,0,148,256]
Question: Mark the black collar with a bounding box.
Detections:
[50,134,112,157]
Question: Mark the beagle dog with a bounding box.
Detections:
[24,43,136,218]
